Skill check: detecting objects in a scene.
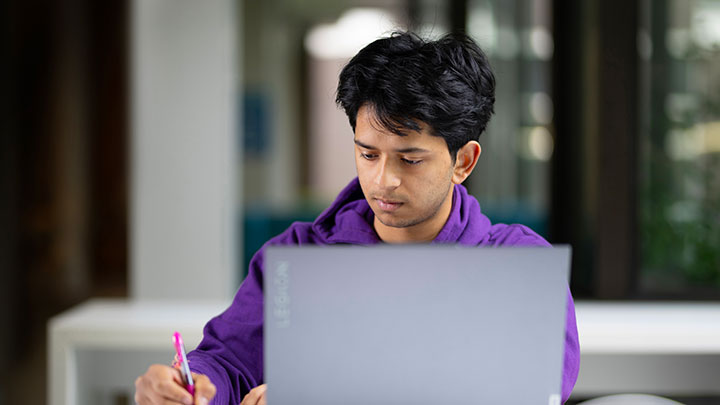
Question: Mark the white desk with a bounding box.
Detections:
[49,300,720,404]
[47,299,229,405]
[574,302,720,398]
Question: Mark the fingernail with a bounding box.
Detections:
[198,397,209,405]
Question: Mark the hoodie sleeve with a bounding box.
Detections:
[561,286,580,403]
[186,248,267,405]
[494,224,581,403]
[185,222,315,404]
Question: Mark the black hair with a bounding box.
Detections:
[336,31,496,158]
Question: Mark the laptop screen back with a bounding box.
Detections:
[265,245,571,405]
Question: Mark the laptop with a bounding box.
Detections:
[264,245,571,405]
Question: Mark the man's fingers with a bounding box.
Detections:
[241,384,267,405]
[159,400,190,405]
[169,367,185,384]
[257,389,267,405]
[135,364,195,405]
[133,391,153,405]
[157,378,194,405]
[148,366,192,405]
[192,372,216,405]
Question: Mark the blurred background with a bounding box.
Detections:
[2,0,720,403]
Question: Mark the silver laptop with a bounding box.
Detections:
[264,245,571,405]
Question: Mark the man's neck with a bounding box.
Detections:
[373,187,454,244]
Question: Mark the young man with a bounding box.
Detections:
[135,32,580,405]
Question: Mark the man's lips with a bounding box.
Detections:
[374,198,404,212]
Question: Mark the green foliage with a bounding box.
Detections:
[640,41,720,292]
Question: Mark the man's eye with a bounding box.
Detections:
[402,158,422,165]
[361,153,377,160]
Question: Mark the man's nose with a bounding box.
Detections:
[374,158,401,189]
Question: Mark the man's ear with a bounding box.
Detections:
[451,141,481,184]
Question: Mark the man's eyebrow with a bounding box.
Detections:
[354,139,375,150]
[354,139,430,154]
[395,147,430,154]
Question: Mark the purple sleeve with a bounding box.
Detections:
[497,225,580,403]
[186,223,314,404]
[561,286,580,403]
[186,249,267,405]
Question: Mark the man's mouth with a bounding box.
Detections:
[374,198,404,212]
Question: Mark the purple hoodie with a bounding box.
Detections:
[188,177,580,404]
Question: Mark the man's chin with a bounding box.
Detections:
[374,212,416,229]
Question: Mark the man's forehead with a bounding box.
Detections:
[354,128,446,153]
[355,105,449,152]
[359,105,429,135]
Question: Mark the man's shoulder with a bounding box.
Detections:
[266,221,321,246]
[482,223,551,247]
[247,221,322,272]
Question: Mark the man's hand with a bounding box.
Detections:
[240,384,267,405]
[135,364,217,405]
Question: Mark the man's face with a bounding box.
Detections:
[354,105,455,233]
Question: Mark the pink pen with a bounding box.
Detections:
[172,331,196,396]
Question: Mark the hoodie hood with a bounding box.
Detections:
[311,177,493,245]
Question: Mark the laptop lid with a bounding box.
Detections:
[265,245,571,405]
